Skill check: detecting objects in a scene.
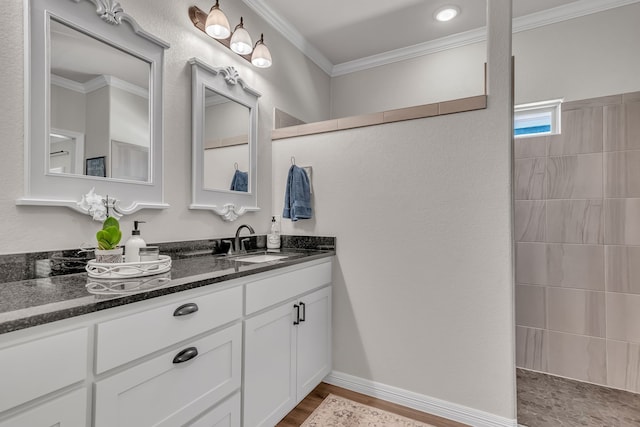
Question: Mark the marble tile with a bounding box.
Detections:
[515,201,546,242]
[604,103,626,152]
[514,135,548,159]
[516,242,548,285]
[607,293,640,344]
[606,245,640,294]
[547,287,605,337]
[547,331,607,384]
[607,340,640,393]
[547,200,603,244]
[516,285,546,328]
[516,326,548,371]
[604,199,640,245]
[547,244,604,290]
[550,107,603,155]
[515,158,546,200]
[605,150,640,198]
[547,154,603,199]
[627,101,640,151]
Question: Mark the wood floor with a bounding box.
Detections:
[276,382,469,427]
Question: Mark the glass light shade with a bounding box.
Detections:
[205,3,231,39]
[251,37,272,68]
[230,19,253,55]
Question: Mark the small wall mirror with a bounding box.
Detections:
[19,0,170,215]
[189,58,260,221]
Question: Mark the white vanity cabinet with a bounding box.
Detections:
[243,260,332,427]
[0,256,333,427]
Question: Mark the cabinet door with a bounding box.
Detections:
[94,324,241,427]
[296,286,332,402]
[0,388,87,427]
[243,303,297,427]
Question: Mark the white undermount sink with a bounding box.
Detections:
[233,254,289,263]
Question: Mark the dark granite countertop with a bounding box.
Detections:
[0,236,335,335]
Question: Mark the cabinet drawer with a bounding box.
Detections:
[94,323,242,427]
[96,286,242,373]
[0,328,88,413]
[187,391,240,427]
[245,260,332,315]
[0,388,87,427]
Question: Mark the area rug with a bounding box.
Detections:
[301,394,437,427]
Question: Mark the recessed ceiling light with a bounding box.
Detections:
[434,6,460,22]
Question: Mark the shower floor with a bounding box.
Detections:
[517,369,640,426]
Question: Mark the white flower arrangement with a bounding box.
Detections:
[77,188,122,220]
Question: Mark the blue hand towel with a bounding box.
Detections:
[283,165,312,221]
[230,170,248,192]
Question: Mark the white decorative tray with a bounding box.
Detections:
[85,272,172,296]
[85,255,172,279]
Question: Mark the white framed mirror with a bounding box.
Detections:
[189,58,260,221]
[18,0,170,215]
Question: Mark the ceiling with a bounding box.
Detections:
[240,0,638,76]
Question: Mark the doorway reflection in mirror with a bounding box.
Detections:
[202,87,250,192]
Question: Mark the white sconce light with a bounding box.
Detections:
[189,3,272,69]
[204,0,231,39]
[251,34,272,68]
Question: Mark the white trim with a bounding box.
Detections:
[242,0,640,77]
[324,371,519,427]
[514,98,563,138]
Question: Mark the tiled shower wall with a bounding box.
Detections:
[515,91,640,393]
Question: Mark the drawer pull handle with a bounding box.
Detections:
[173,347,198,364]
[174,303,199,317]
[293,304,300,325]
[299,302,306,322]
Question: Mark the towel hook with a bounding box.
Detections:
[291,156,296,165]
[234,162,239,170]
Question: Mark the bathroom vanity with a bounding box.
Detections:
[0,246,333,427]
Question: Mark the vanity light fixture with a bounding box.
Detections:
[434,5,460,22]
[251,34,272,68]
[189,4,273,68]
[204,0,231,39]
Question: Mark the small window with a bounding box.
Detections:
[514,99,562,138]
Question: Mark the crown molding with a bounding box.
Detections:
[51,74,149,98]
[240,0,334,75]
[242,0,640,77]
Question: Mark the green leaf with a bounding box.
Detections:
[96,224,122,250]
[103,216,120,230]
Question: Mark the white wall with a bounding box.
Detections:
[0,0,330,254]
[110,86,149,147]
[272,1,515,419]
[330,2,640,118]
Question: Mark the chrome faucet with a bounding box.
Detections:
[234,224,255,254]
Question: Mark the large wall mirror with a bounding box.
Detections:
[18,0,170,215]
[189,58,260,221]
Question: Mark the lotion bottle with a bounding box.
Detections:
[267,216,281,249]
[124,221,147,263]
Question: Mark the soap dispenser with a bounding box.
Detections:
[124,221,147,263]
[267,216,281,249]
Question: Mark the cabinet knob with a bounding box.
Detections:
[172,347,199,364]
[173,303,199,317]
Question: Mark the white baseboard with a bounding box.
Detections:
[323,371,519,427]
